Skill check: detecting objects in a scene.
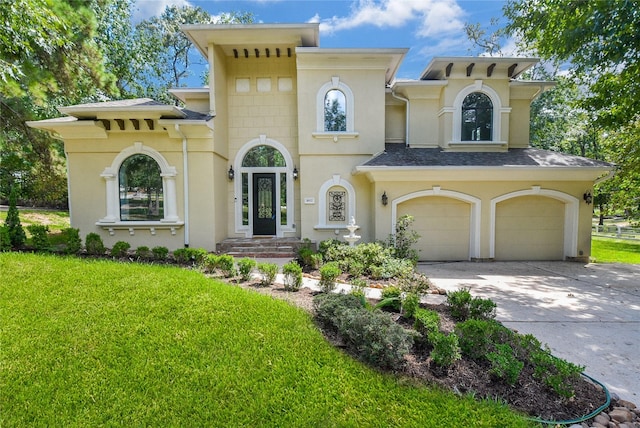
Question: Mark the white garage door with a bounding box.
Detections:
[495,196,564,260]
[398,196,470,261]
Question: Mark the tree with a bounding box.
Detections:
[4,186,26,249]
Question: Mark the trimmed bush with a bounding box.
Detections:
[201,254,219,273]
[135,246,151,260]
[447,288,497,321]
[469,297,497,320]
[378,286,402,311]
[414,308,441,337]
[531,347,585,398]
[62,228,81,255]
[85,233,105,256]
[455,319,507,360]
[319,261,341,292]
[401,292,419,319]
[217,254,236,278]
[257,262,278,286]
[27,224,50,251]
[282,261,303,291]
[312,293,364,331]
[173,248,208,265]
[237,258,256,282]
[487,343,523,386]
[4,186,26,249]
[151,246,169,260]
[428,331,461,368]
[110,241,131,258]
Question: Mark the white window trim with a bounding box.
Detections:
[489,186,579,259]
[315,76,357,136]
[97,142,181,227]
[234,135,295,238]
[314,174,356,230]
[450,81,510,146]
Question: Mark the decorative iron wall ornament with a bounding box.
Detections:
[328,190,346,221]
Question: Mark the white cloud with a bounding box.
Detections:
[132,0,192,22]
[316,0,465,37]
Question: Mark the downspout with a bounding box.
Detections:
[174,124,190,248]
[391,89,410,147]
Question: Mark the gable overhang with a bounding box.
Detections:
[182,23,320,58]
[353,165,614,183]
[59,102,186,120]
[296,48,409,85]
[421,57,539,81]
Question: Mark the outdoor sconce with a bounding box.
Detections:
[381,191,388,206]
[583,191,592,205]
[228,166,235,181]
[293,166,299,180]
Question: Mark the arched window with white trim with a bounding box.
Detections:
[315,175,356,229]
[461,92,493,141]
[316,77,355,133]
[451,82,509,145]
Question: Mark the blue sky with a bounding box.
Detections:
[134,0,514,80]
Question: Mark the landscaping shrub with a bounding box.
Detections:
[401,292,419,319]
[387,214,420,264]
[237,258,256,282]
[201,254,219,273]
[282,261,303,291]
[27,224,49,251]
[62,228,81,255]
[378,285,402,311]
[319,261,341,292]
[398,271,434,294]
[217,254,236,278]
[487,343,523,386]
[296,239,319,269]
[173,248,208,265]
[135,246,151,260]
[380,257,414,279]
[318,238,345,258]
[0,226,10,252]
[257,262,278,286]
[531,347,585,398]
[151,246,169,260]
[85,233,105,256]
[414,308,441,337]
[447,288,497,321]
[337,308,414,370]
[455,318,508,360]
[110,241,131,258]
[428,331,461,368]
[173,248,190,264]
[4,187,26,249]
[312,293,364,331]
[469,297,497,320]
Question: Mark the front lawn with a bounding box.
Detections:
[592,236,640,264]
[0,253,532,427]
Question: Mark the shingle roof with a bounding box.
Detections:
[362,144,612,168]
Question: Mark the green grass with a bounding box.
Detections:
[592,236,640,264]
[0,253,532,427]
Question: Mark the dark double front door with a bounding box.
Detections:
[252,173,276,235]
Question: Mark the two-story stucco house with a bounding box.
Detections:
[28,23,612,261]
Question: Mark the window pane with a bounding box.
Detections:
[242,145,285,167]
[280,173,287,225]
[242,173,249,226]
[119,154,163,221]
[461,92,493,141]
[324,89,346,132]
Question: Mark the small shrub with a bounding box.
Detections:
[282,261,303,291]
[469,297,497,320]
[414,308,441,337]
[4,186,26,249]
[201,254,219,273]
[446,288,473,321]
[217,254,236,278]
[173,248,190,264]
[297,239,319,269]
[347,261,365,278]
[173,248,207,265]
[337,308,414,370]
[380,257,414,279]
[257,262,278,286]
[399,272,433,294]
[0,226,11,252]
[428,331,461,368]
[318,238,345,257]
[310,253,323,269]
[85,233,105,256]
[402,292,419,319]
[454,319,509,360]
[312,293,363,331]
[378,286,402,311]
[387,214,420,264]
[237,258,256,282]
[531,347,584,398]
[152,246,169,260]
[27,224,50,251]
[110,241,131,258]
[135,246,151,259]
[62,228,81,255]
[369,265,384,280]
[319,261,341,292]
[487,343,524,386]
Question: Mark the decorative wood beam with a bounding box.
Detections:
[508,63,518,78]
[466,63,475,77]
[287,47,291,57]
[243,49,248,58]
[130,119,139,130]
[115,119,125,130]
[265,48,270,58]
[254,48,260,58]
[99,119,111,130]
[445,63,453,77]
[276,48,281,57]
[145,119,154,130]
[233,49,238,59]
[487,63,496,77]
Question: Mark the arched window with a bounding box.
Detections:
[461,92,493,141]
[241,145,286,167]
[324,90,346,132]
[119,154,163,221]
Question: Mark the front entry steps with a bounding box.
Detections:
[216,237,312,258]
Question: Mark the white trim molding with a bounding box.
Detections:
[315,174,356,229]
[489,187,579,259]
[391,187,481,260]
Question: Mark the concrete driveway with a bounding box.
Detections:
[415,261,640,402]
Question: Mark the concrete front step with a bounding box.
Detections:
[217,237,313,259]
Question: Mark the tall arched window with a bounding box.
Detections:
[461,92,493,141]
[324,89,346,132]
[119,154,163,221]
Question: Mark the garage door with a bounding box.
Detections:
[495,196,564,260]
[397,196,470,261]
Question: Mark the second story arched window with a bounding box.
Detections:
[461,92,493,141]
[324,89,346,132]
[119,154,163,221]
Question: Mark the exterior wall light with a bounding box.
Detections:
[583,191,592,205]
[293,166,299,180]
[228,166,235,181]
[381,191,388,206]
